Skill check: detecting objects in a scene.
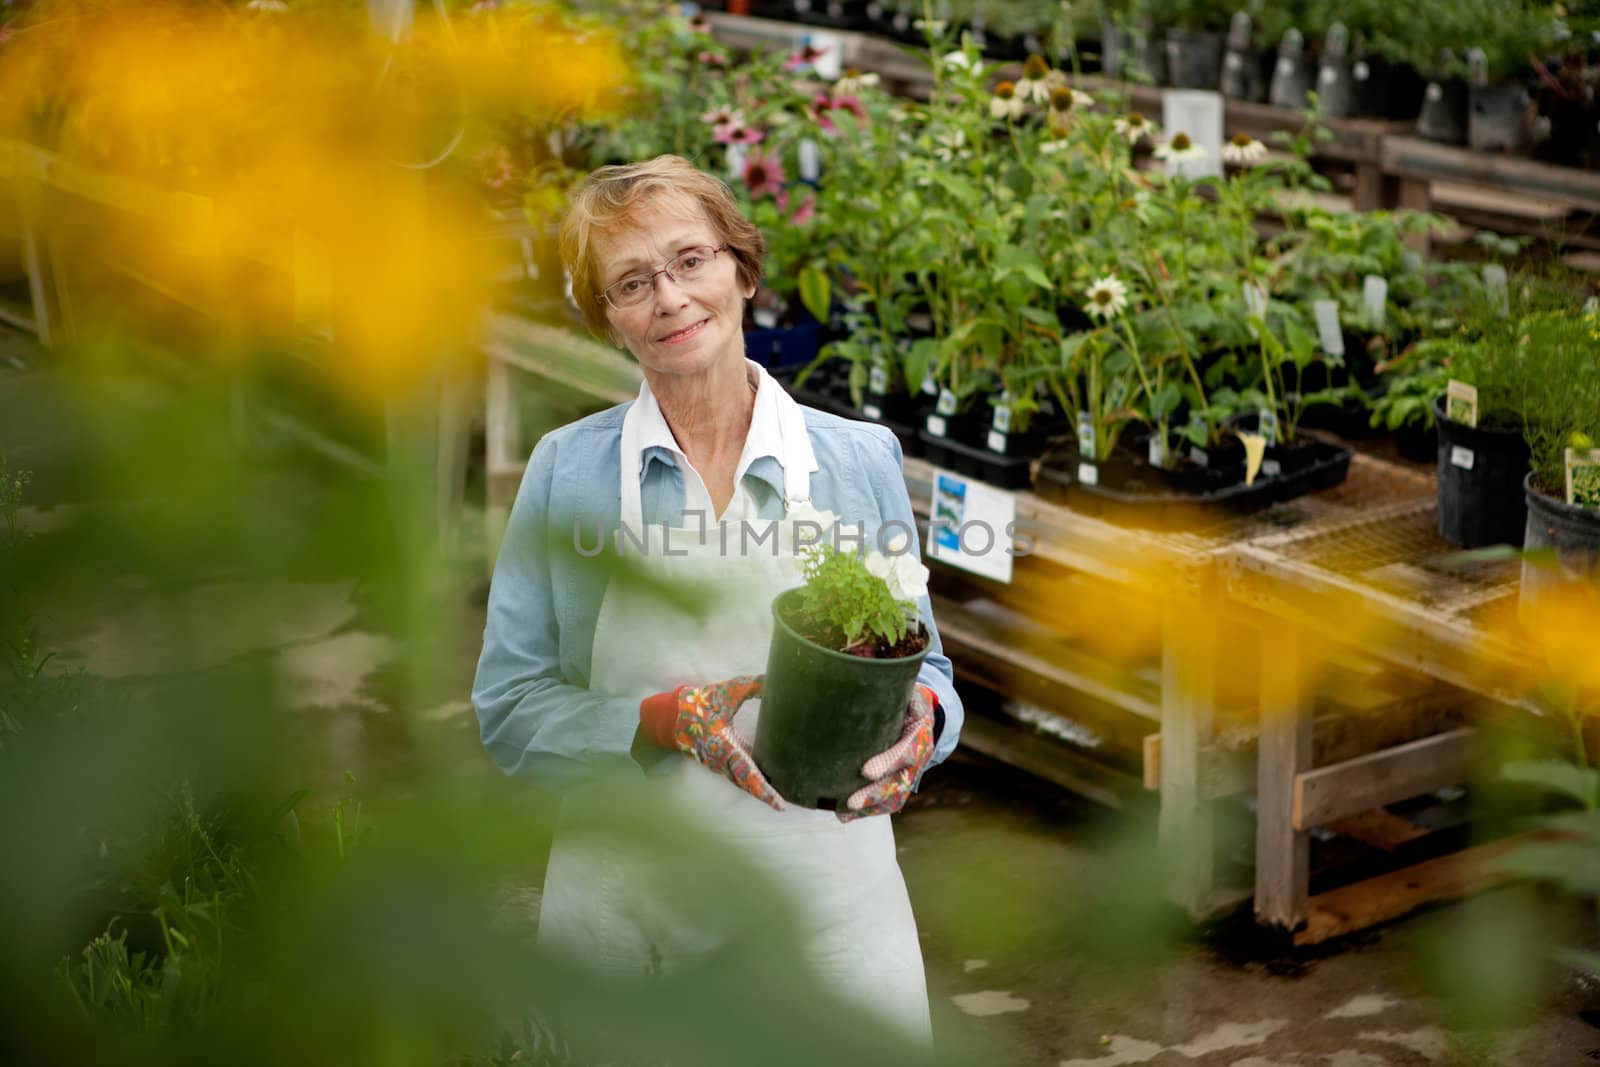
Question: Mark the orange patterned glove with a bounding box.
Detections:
[639,675,785,811]
[838,685,937,823]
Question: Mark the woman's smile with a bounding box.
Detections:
[656,316,711,344]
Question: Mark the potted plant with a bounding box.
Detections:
[755,517,931,809]
[1147,0,1233,88]
[1462,0,1556,152]
[1518,308,1600,621]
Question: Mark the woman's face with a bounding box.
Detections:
[591,200,752,382]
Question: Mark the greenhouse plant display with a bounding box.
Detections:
[756,513,931,809]
[1147,0,1231,88]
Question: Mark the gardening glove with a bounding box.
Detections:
[838,685,937,823]
[638,675,785,811]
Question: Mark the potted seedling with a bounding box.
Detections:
[756,514,931,809]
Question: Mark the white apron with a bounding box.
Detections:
[535,366,932,1043]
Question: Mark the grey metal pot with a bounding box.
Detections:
[1165,28,1224,89]
[1269,29,1316,110]
[1466,48,1532,152]
[1315,23,1354,118]
[1221,12,1270,101]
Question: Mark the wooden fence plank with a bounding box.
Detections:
[1293,727,1477,831]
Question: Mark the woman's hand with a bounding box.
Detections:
[838,686,937,823]
[639,676,786,810]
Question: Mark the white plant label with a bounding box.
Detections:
[991,404,1012,433]
[1445,379,1479,428]
[936,388,958,416]
[1258,409,1279,447]
[1482,263,1509,313]
[1278,57,1296,78]
[987,429,1008,454]
[753,307,779,329]
[1451,445,1475,471]
[1076,410,1095,454]
[1106,378,1128,411]
[1148,434,1167,467]
[1189,445,1210,468]
[725,143,748,179]
[1401,248,1423,273]
[921,373,938,397]
[1585,296,1598,315]
[797,138,821,182]
[1261,458,1282,478]
[1313,299,1345,359]
[862,402,882,420]
[1426,82,1443,101]
[1362,275,1388,328]
[869,364,889,394]
[808,31,843,80]
[1077,462,1099,486]
[1243,280,1268,337]
[925,414,947,437]
[929,469,1015,584]
[1161,90,1224,180]
[1353,60,1370,81]
[1319,65,1339,85]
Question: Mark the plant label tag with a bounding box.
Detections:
[921,373,938,397]
[1106,378,1128,411]
[1353,60,1370,81]
[1261,458,1282,478]
[1451,445,1475,471]
[1426,82,1443,101]
[753,307,779,329]
[987,429,1008,454]
[1189,445,1209,468]
[1148,434,1166,467]
[1362,275,1388,328]
[928,469,1015,584]
[797,138,821,182]
[808,32,843,80]
[936,388,958,416]
[1482,263,1509,313]
[1077,462,1099,486]
[1402,248,1423,273]
[992,404,1012,433]
[1076,410,1095,454]
[1258,409,1279,448]
[925,414,947,438]
[1161,90,1224,180]
[1445,379,1479,428]
[869,364,889,395]
[1243,280,1268,337]
[725,143,748,179]
[1585,296,1598,315]
[1313,299,1345,359]
[1566,448,1600,509]
[862,403,882,420]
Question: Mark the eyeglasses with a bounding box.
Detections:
[602,244,730,310]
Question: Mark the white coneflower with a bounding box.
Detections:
[834,68,880,95]
[1015,54,1054,104]
[1153,131,1206,163]
[1118,192,1151,222]
[989,81,1026,120]
[1220,132,1268,165]
[1112,112,1156,144]
[931,127,967,161]
[1040,136,1071,155]
[1047,85,1093,135]
[1084,274,1129,319]
[918,18,950,34]
[941,49,971,71]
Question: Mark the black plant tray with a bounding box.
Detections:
[776,371,926,460]
[917,428,1038,490]
[1034,438,1355,529]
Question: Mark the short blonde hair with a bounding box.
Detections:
[560,155,766,342]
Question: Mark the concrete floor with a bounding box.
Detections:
[6,332,1599,1066]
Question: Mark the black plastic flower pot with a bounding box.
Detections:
[1099,20,1124,79]
[1126,27,1167,84]
[1519,473,1600,625]
[1433,394,1529,548]
[1468,83,1532,152]
[1418,78,1469,144]
[755,588,929,810]
[1164,29,1223,89]
[1269,51,1316,109]
[1221,45,1274,101]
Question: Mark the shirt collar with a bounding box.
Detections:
[634,359,788,500]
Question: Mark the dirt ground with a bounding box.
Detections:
[6,334,1599,1066]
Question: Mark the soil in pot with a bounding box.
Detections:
[1519,473,1600,625]
[755,588,929,809]
[1434,394,1529,547]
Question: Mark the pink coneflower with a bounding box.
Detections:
[810,93,866,134]
[714,122,764,145]
[742,151,786,199]
[697,50,727,68]
[785,43,829,71]
[777,189,817,225]
[701,105,741,127]
[687,14,712,34]
[475,145,515,191]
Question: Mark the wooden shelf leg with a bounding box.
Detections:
[1159,575,1218,918]
[1255,623,1313,934]
[483,354,522,566]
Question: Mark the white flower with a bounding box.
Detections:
[1153,131,1207,163]
[940,49,971,71]
[700,105,743,127]
[931,127,966,161]
[834,69,879,95]
[246,0,287,10]
[1220,133,1267,165]
[1040,137,1070,155]
[867,550,929,603]
[989,82,1026,120]
[1084,274,1129,320]
[918,19,950,34]
[786,499,842,555]
[1112,112,1156,143]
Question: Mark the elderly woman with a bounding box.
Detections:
[471,154,962,1041]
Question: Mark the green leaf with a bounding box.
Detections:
[797,265,831,326]
[1502,758,1600,808]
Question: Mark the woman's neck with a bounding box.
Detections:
[647,358,757,467]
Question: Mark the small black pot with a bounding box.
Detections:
[1434,394,1529,548]
[1520,473,1600,624]
[1418,78,1470,144]
[1222,45,1274,101]
[1165,29,1223,89]
[756,589,929,809]
[1126,25,1167,84]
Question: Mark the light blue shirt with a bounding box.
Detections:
[471,401,964,793]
